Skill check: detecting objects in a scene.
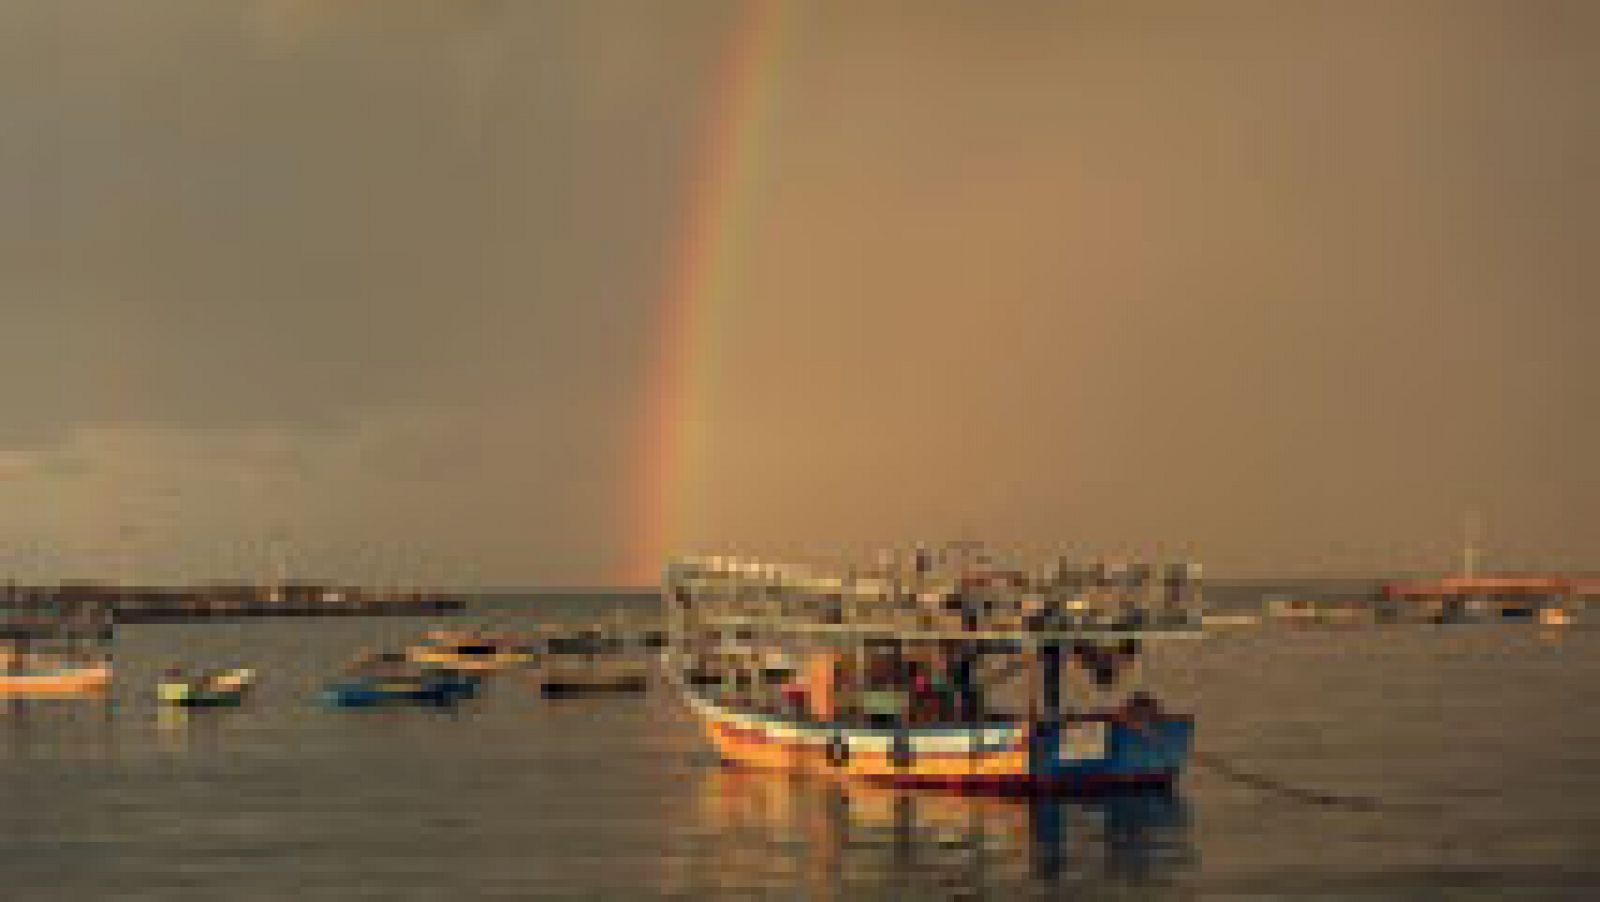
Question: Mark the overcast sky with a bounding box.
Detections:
[1,1,1595,586]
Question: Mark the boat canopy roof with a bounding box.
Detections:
[667,549,1204,646]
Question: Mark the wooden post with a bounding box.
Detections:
[1041,641,1062,721]
[806,652,836,722]
[952,647,976,724]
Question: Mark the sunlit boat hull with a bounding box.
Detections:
[158,669,256,707]
[407,648,534,673]
[683,686,1191,795]
[0,663,112,697]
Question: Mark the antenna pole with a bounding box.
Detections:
[1462,511,1483,580]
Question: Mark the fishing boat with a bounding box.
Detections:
[157,668,256,707]
[406,630,537,673]
[2,587,114,697]
[663,548,1202,795]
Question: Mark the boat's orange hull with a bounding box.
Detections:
[0,665,111,697]
[408,649,532,672]
[705,718,1029,781]
[685,687,1189,795]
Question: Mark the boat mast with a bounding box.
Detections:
[1461,510,1484,580]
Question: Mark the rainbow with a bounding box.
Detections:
[627,0,795,586]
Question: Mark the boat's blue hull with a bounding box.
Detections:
[319,674,481,708]
[169,693,246,708]
[1031,717,1193,783]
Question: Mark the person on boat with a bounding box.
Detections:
[905,662,940,723]
[953,590,981,632]
[1075,641,1136,688]
[1112,691,1164,729]
[719,666,745,706]
[923,664,957,722]
[1,641,22,676]
[157,666,191,704]
[778,679,808,716]
[822,593,843,624]
[1022,593,1049,631]
[946,656,980,722]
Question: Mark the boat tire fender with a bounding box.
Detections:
[891,733,914,770]
[826,734,849,768]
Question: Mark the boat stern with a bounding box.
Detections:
[1037,716,1192,786]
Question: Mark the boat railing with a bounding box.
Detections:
[681,612,1201,645]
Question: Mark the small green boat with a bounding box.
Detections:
[158,668,256,707]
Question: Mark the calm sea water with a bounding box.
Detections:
[3,594,1598,899]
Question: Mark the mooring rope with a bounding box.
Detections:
[1111,715,1435,812]
[1185,748,1441,812]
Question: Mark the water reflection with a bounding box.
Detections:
[670,766,1195,896]
[0,695,117,762]
[154,704,228,754]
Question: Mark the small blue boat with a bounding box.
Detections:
[319,669,482,708]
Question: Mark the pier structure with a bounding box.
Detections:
[1,582,114,657]
[8,581,467,622]
[1378,575,1595,624]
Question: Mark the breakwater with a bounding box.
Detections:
[3,581,463,623]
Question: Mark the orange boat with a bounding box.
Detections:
[0,655,112,697]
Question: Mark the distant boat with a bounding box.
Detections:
[406,630,536,673]
[319,665,482,708]
[1381,516,1584,626]
[0,654,111,697]
[535,662,650,697]
[1200,613,1261,628]
[2,591,113,697]
[1264,595,1375,626]
[1539,606,1572,627]
[1380,575,1580,624]
[158,668,256,707]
